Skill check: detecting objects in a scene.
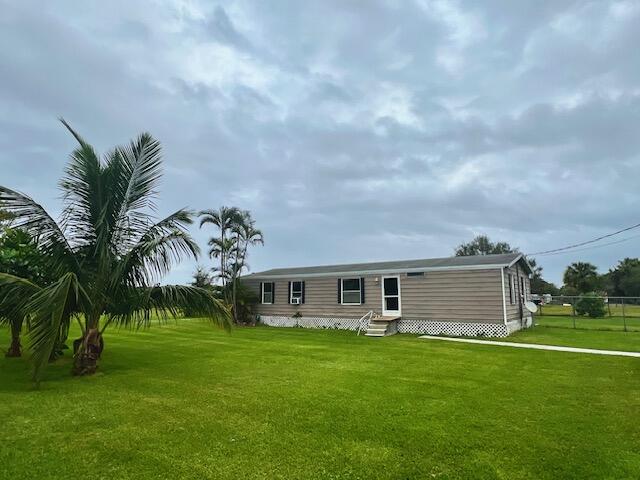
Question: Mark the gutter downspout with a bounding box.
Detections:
[500,267,508,330]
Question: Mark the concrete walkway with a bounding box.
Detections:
[418,335,640,358]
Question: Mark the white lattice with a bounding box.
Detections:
[259,315,511,337]
[258,315,362,331]
[397,320,508,337]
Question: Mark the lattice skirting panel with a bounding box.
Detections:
[259,315,511,337]
[397,320,509,337]
[258,315,364,331]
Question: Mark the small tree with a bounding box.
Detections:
[190,265,216,290]
[575,293,606,318]
[563,262,600,294]
[0,228,53,357]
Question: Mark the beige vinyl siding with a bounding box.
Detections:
[244,276,381,318]
[503,261,532,322]
[400,269,504,324]
[245,268,506,324]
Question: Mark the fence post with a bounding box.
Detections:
[622,298,627,332]
[571,296,576,329]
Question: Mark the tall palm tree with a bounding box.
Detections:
[563,262,599,293]
[0,120,230,382]
[230,211,263,322]
[199,206,242,285]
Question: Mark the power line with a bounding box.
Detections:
[536,233,640,257]
[530,221,640,256]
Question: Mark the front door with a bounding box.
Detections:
[381,276,401,317]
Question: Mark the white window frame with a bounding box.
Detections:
[509,274,516,305]
[290,281,303,303]
[381,275,401,316]
[261,282,273,304]
[341,278,362,305]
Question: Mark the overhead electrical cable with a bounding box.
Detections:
[529,221,640,256]
[536,233,640,257]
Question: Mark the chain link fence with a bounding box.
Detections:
[532,295,640,332]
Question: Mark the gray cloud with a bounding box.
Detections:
[1,0,640,285]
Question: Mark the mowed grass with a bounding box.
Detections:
[500,324,640,352]
[539,303,640,317]
[1,322,639,479]
[536,314,640,332]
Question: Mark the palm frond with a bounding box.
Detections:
[0,187,77,274]
[106,284,231,329]
[59,117,88,147]
[116,132,162,215]
[198,206,242,229]
[26,272,84,382]
[58,125,103,250]
[0,272,42,321]
[115,209,199,287]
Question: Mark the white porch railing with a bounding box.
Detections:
[356,310,374,336]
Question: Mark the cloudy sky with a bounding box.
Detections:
[1,0,639,286]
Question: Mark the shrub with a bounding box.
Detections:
[575,293,606,318]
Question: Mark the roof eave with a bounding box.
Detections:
[246,262,512,280]
[507,253,534,275]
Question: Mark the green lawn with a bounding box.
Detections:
[535,314,640,332]
[1,321,639,479]
[539,302,640,318]
[502,324,640,352]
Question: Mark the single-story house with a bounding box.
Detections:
[243,253,534,337]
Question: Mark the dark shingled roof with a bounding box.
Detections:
[246,253,530,279]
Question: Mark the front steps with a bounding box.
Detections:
[365,315,400,337]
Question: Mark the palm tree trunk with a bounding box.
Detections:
[220,229,226,289]
[232,242,248,324]
[5,317,23,358]
[72,314,104,376]
[232,274,238,324]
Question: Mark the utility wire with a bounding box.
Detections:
[536,233,640,257]
[530,222,640,256]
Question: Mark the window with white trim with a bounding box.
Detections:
[508,274,515,305]
[290,281,303,303]
[261,282,273,304]
[341,278,362,305]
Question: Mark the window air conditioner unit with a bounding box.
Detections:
[291,298,301,305]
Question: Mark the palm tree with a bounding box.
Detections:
[206,236,240,295]
[0,120,230,382]
[230,211,263,322]
[563,262,599,294]
[199,206,242,285]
